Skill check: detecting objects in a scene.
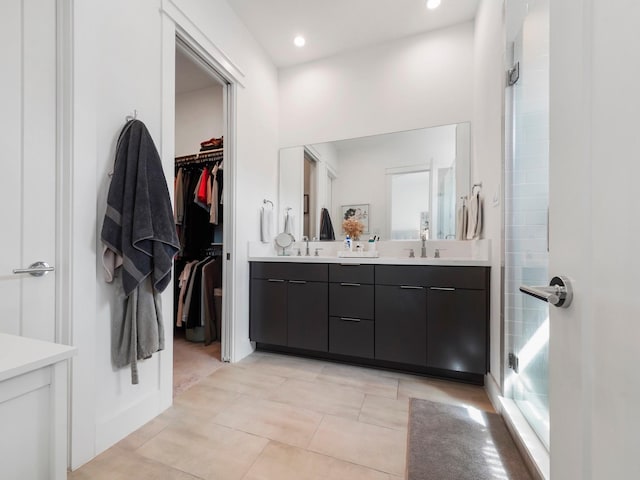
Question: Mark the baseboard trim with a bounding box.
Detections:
[93,391,166,458]
[485,374,550,480]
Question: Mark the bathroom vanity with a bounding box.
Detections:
[249,253,489,384]
[0,333,76,479]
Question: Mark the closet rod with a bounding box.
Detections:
[175,149,223,166]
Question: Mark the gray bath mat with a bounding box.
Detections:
[406,398,533,480]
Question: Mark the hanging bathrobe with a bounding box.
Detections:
[101,119,180,384]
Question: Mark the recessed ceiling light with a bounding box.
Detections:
[426,0,441,9]
[294,35,306,47]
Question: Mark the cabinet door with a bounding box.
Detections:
[375,285,427,366]
[329,317,374,358]
[287,281,328,352]
[427,288,487,374]
[250,278,287,345]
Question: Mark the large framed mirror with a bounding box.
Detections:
[278,122,470,241]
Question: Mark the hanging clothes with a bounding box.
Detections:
[177,256,222,344]
[174,159,224,257]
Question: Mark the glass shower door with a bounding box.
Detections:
[505,0,550,447]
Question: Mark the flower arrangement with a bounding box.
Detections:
[342,217,364,240]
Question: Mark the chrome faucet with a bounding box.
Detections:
[302,236,310,256]
[420,234,427,258]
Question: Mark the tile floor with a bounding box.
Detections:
[69,348,495,480]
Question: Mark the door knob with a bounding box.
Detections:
[13,261,55,277]
[520,276,573,308]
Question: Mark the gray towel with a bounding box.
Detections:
[101,119,180,296]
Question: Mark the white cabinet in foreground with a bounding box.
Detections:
[0,333,76,480]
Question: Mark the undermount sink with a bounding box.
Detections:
[337,250,379,258]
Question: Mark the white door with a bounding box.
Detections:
[0,0,57,342]
[550,1,640,478]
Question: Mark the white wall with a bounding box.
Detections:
[472,0,505,389]
[278,22,475,148]
[175,85,224,156]
[70,0,279,468]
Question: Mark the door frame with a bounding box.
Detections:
[160,1,244,390]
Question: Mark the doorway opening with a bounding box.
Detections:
[172,41,231,396]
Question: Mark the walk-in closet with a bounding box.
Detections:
[172,46,225,395]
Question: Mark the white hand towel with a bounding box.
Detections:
[260,206,272,243]
[466,191,481,240]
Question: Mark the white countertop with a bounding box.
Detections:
[247,255,491,267]
[248,239,491,267]
[0,333,77,382]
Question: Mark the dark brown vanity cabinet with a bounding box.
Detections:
[427,287,487,374]
[250,262,328,352]
[375,265,489,374]
[250,261,490,383]
[328,264,375,358]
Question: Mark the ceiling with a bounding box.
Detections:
[226,0,480,68]
[175,48,221,94]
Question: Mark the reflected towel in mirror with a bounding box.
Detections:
[284,210,294,235]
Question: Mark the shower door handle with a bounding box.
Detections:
[520,276,572,308]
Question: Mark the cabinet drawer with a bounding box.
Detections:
[329,283,374,319]
[251,262,328,282]
[329,264,374,284]
[375,265,488,289]
[329,317,374,359]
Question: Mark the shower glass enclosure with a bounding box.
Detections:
[504,0,550,448]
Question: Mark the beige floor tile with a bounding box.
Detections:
[309,415,407,476]
[316,363,399,399]
[197,364,287,397]
[267,378,365,419]
[358,394,410,431]
[243,441,392,480]
[212,395,323,448]
[172,381,240,419]
[68,447,200,480]
[114,415,171,450]
[136,422,268,480]
[398,376,494,412]
[236,351,325,381]
[173,334,223,397]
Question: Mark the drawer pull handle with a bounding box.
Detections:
[430,287,455,291]
[289,280,307,284]
[400,285,424,290]
[267,278,285,282]
[339,263,361,266]
[340,317,361,322]
[340,282,361,287]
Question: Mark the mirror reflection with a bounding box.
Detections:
[278,122,470,241]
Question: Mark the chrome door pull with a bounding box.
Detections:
[13,261,55,277]
[520,276,572,308]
